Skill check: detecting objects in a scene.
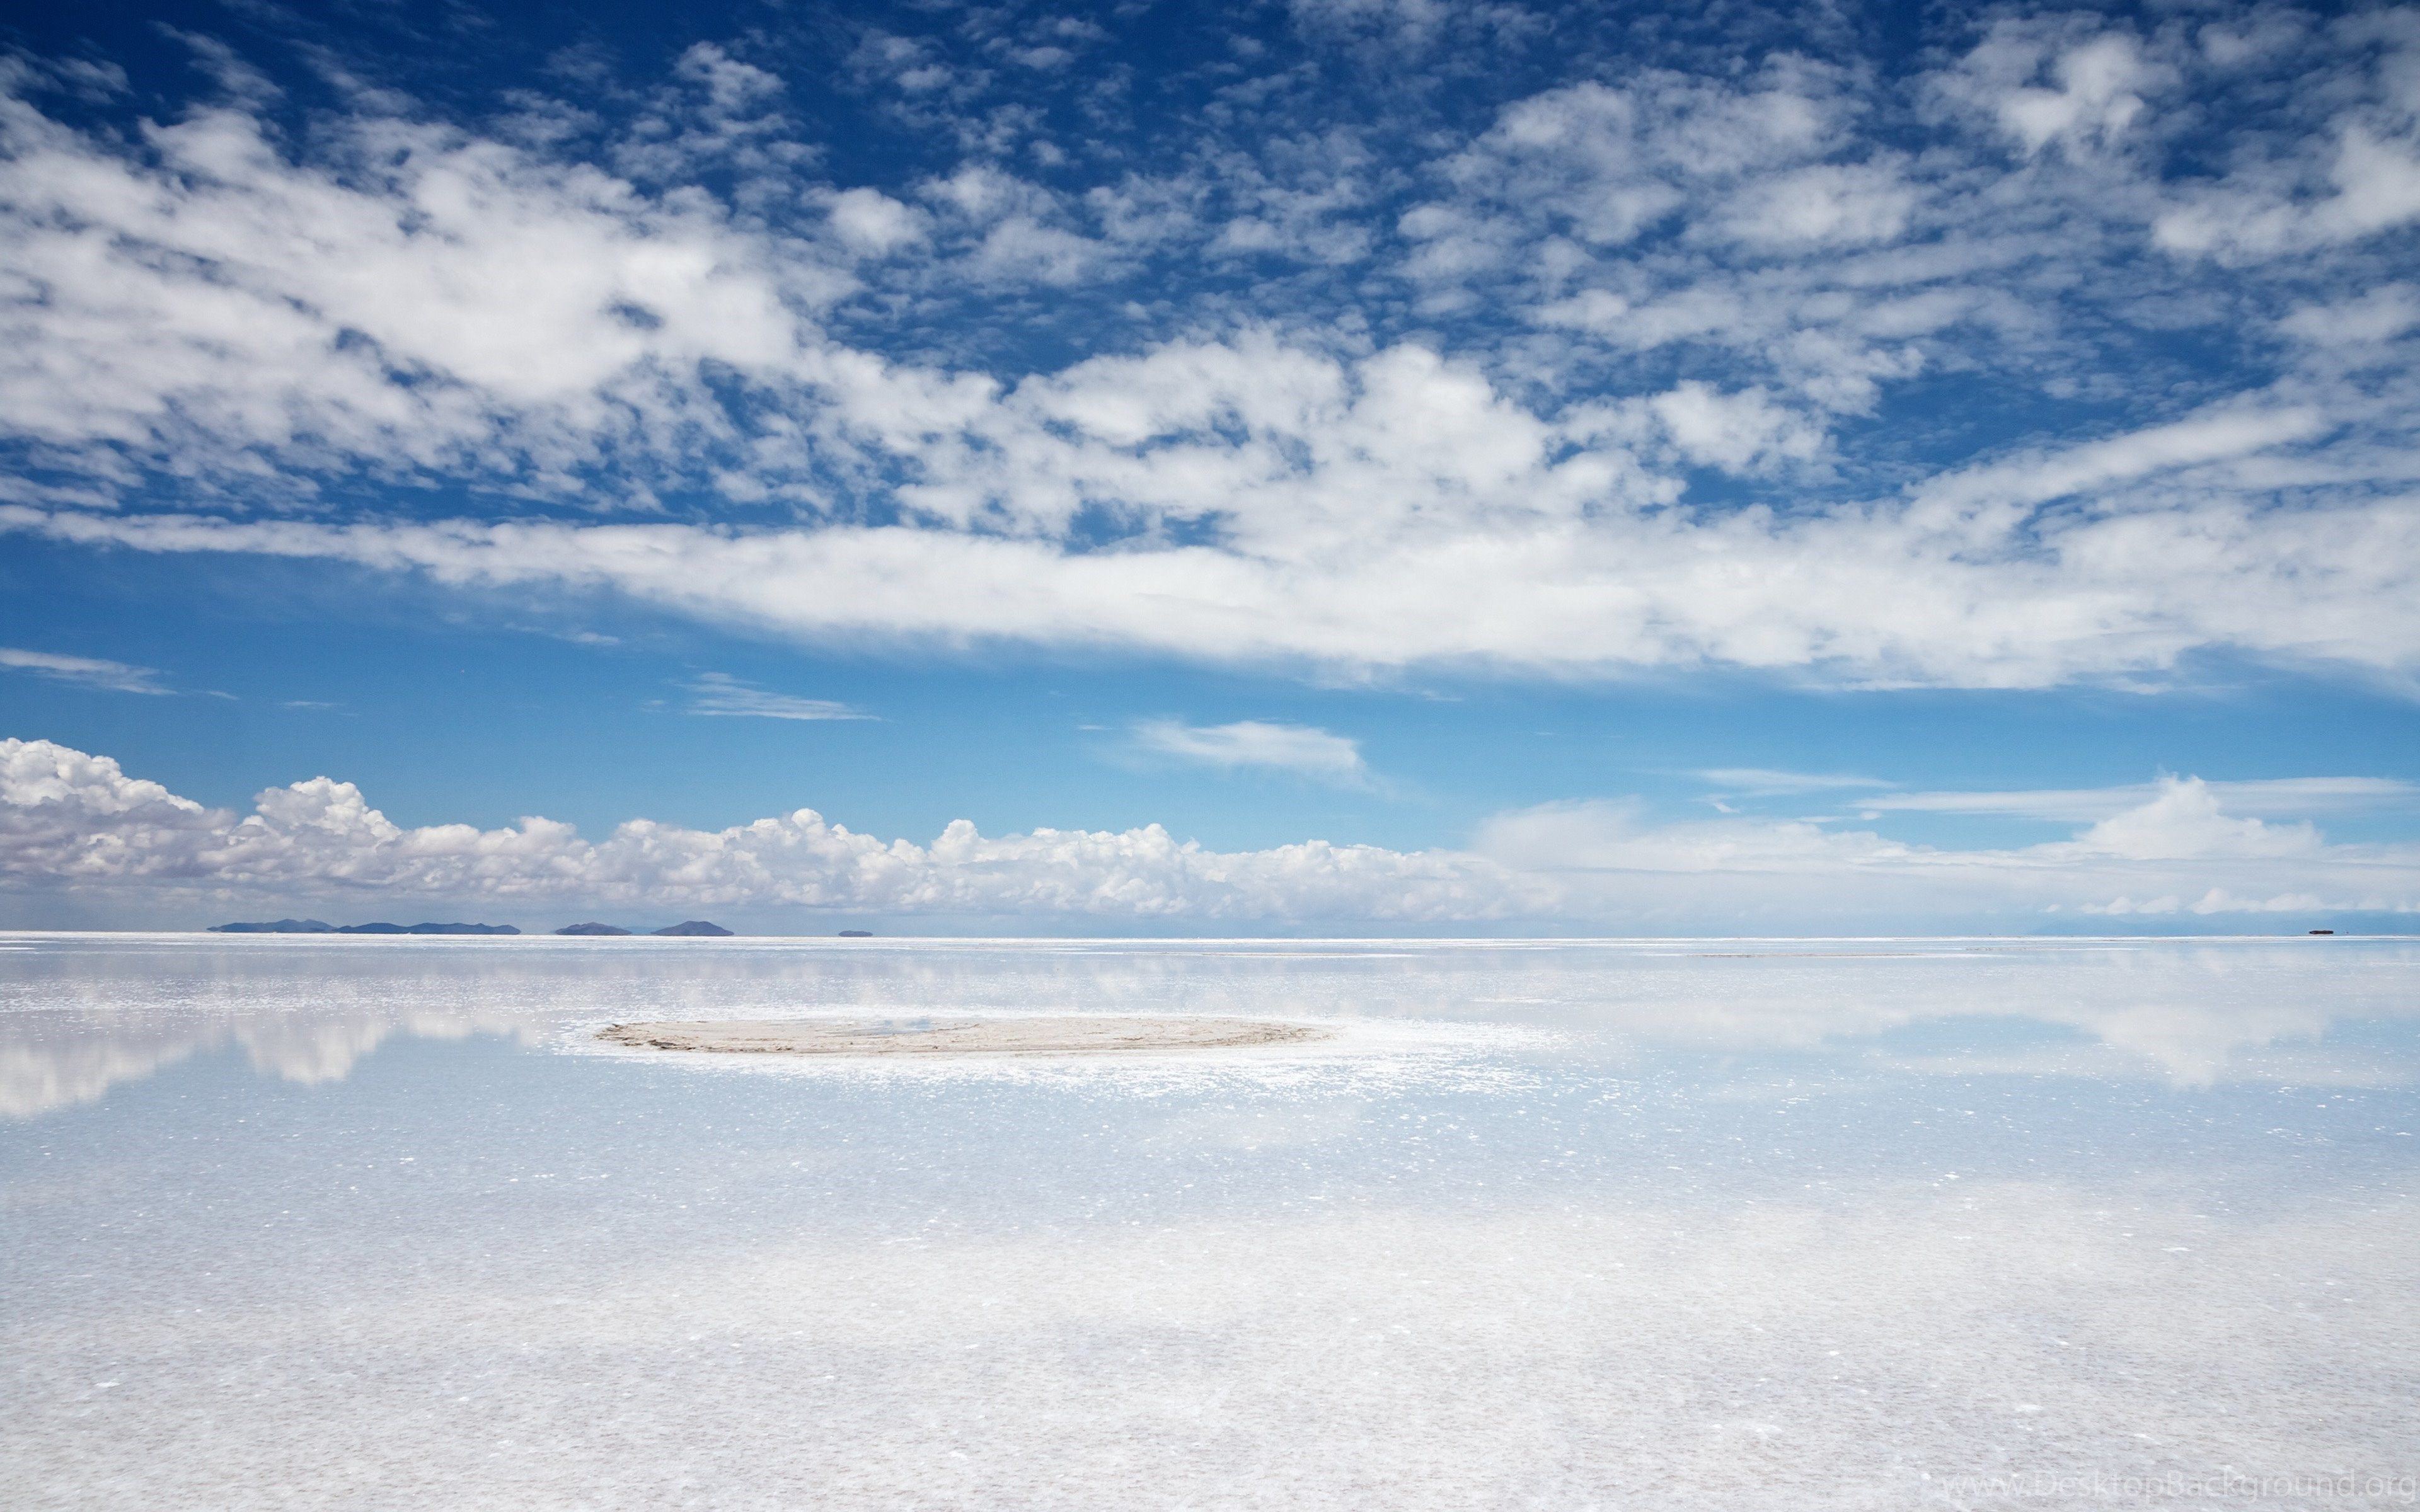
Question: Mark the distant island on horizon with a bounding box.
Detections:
[555,920,734,936]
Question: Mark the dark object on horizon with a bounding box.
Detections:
[838,929,874,938]
[652,920,734,936]
[338,922,520,936]
[2310,929,2335,935]
[209,919,333,934]
[556,922,633,936]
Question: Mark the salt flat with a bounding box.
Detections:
[597,1014,1327,1055]
[3,934,2415,1510]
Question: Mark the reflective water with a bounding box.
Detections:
[4,935,2416,1509]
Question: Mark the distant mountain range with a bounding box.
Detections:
[208,919,736,936]
[555,920,735,936]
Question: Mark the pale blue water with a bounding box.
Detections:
[3,935,2416,1509]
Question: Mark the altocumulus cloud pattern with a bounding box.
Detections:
[1,4,2417,687]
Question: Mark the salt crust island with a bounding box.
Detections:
[597,1017,1331,1057]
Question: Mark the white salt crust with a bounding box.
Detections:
[597,1014,1332,1055]
[8,1188,2417,1510]
[4,936,2418,1509]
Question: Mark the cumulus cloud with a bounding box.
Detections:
[0,739,1519,924]
[822,186,929,256]
[1647,382,1827,474]
[1708,162,1916,247]
[1990,35,2158,156]
[2279,284,2420,350]
[1132,720,1368,782]
[5,741,2416,928]
[0,648,169,695]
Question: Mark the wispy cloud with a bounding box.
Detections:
[684,673,872,722]
[0,647,169,695]
[1856,778,2420,822]
[1133,719,1368,782]
[1697,769,1889,795]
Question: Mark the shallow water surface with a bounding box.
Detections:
[3,934,2416,1509]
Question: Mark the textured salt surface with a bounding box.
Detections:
[598,1014,1327,1055]
[3,935,2417,1510]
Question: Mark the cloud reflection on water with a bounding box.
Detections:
[2,935,2413,1118]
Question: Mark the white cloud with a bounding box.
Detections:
[0,76,826,488]
[1472,776,2420,925]
[2279,284,2420,349]
[2147,23,2420,259]
[1425,69,1842,256]
[1697,769,1888,796]
[0,647,170,695]
[1993,35,2156,156]
[0,739,1517,924]
[2054,779,2322,862]
[1858,777,2420,822]
[6,379,2407,687]
[684,673,870,721]
[971,215,1104,285]
[1132,720,1367,782]
[0,30,2415,694]
[672,42,783,117]
[1647,382,1826,475]
[911,164,1112,285]
[1901,404,2328,534]
[1710,162,1916,247]
[2323,126,2420,238]
[823,187,928,256]
[2162,129,2420,259]
[6,742,2416,929]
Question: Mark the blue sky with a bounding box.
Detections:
[1,0,2417,932]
